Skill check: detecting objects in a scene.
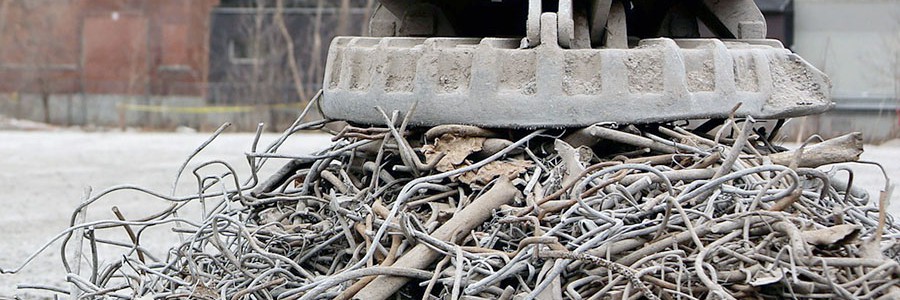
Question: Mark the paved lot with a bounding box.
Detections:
[0,130,897,298]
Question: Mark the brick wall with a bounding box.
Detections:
[0,0,219,96]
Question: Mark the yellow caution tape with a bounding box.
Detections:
[117,102,303,114]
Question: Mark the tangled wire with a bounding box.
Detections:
[5,94,900,299]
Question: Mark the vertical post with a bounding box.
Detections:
[68,187,91,300]
[117,102,126,131]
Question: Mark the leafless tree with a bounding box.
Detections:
[217,0,297,129]
[888,6,900,135]
[208,0,367,129]
[337,0,351,36]
[361,0,374,35]
[0,1,10,52]
[306,0,325,99]
[276,0,307,103]
[863,4,900,137]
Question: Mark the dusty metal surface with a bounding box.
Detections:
[322,14,831,127]
[10,114,899,299]
[324,0,831,128]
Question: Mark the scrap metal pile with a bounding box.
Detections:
[7,104,900,300]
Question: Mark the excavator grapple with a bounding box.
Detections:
[320,0,832,127]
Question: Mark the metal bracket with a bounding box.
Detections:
[700,0,767,39]
[525,0,542,47]
[604,0,628,48]
[589,0,613,48]
[558,0,575,48]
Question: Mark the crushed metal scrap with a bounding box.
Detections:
[4,99,900,300]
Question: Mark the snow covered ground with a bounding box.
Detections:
[0,129,897,298]
[0,130,332,298]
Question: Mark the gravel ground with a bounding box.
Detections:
[0,130,897,298]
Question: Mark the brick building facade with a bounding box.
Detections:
[0,0,219,96]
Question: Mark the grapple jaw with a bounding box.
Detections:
[322,38,831,127]
[321,2,832,128]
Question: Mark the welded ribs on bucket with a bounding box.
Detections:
[321,18,831,127]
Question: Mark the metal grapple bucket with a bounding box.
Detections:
[321,7,832,128]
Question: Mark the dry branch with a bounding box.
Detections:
[769,132,864,168]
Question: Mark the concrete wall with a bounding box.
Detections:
[788,0,900,142]
[793,0,898,99]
